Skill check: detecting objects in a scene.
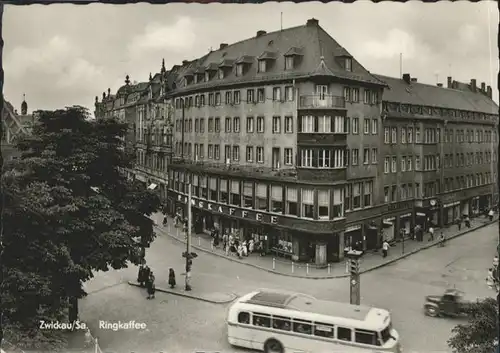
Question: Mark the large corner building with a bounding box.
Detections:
[95,18,498,265]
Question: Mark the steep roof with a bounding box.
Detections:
[376,74,498,115]
[172,20,385,93]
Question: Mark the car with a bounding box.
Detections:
[424,289,472,317]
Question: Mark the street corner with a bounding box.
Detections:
[127,281,237,304]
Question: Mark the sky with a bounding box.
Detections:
[3,1,499,114]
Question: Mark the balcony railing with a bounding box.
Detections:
[299,95,345,109]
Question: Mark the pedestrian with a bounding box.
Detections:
[493,255,499,268]
[465,216,471,228]
[456,218,462,231]
[137,264,146,287]
[163,215,168,226]
[242,240,248,257]
[489,209,494,221]
[146,272,156,299]
[382,240,390,258]
[168,268,176,289]
[237,244,243,259]
[439,232,445,247]
[428,226,434,241]
[249,239,255,254]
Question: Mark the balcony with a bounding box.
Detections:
[299,95,345,110]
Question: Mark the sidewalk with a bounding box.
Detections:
[151,212,497,279]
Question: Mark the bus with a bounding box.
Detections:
[226,289,401,353]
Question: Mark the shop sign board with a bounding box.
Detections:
[387,201,413,212]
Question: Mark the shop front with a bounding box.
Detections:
[460,199,471,218]
[471,196,481,217]
[442,201,460,225]
[398,213,412,237]
[364,222,379,251]
[478,194,491,213]
[382,217,396,242]
[344,225,363,251]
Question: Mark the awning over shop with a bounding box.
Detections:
[400,213,412,218]
[444,201,460,208]
[345,225,361,233]
[416,212,426,217]
[148,183,158,190]
[383,217,395,227]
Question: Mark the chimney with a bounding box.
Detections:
[410,78,417,83]
[306,18,319,27]
[447,76,452,88]
[219,43,228,49]
[481,82,486,92]
[437,83,443,87]
[182,60,189,65]
[470,79,477,92]
[256,30,267,38]
[402,73,411,84]
[487,86,492,99]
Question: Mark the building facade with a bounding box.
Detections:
[2,96,36,161]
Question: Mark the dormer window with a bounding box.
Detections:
[218,59,234,79]
[218,68,224,79]
[205,72,210,81]
[235,56,254,77]
[284,47,303,71]
[236,64,244,77]
[257,51,277,73]
[345,58,352,72]
[204,63,218,81]
[285,56,294,70]
[258,60,266,73]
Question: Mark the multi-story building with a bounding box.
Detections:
[2,95,36,161]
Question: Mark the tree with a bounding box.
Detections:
[448,297,499,353]
[1,106,161,350]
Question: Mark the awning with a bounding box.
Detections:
[444,201,460,208]
[383,221,393,226]
[148,183,158,190]
[416,212,426,216]
[400,213,412,218]
[345,225,361,233]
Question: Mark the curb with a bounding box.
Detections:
[127,281,237,304]
[155,219,496,280]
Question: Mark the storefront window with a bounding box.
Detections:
[220,179,228,203]
[209,177,217,201]
[200,176,208,199]
[192,174,199,197]
[256,183,268,211]
[272,233,292,254]
[318,190,329,219]
[353,183,361,209]
[333,188,343,218]
[302,189,314,219]
[243,182,253,208]
[230,180,240,206]
[286,187,298,216]
[271,185,282,213]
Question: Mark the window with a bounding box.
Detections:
[352,88,359,102]
[302,189,314,219]
[214,145,220,160]
[199,176,207,199]
[225,117,231,133]
[352,118,359,134]
[363,90,371,104]
[384,157,390,173]
[272,316,291,331]
[316,116,330,133]
[215,92,221,105]
[272,116,281,133]
[401,127,406,144]
[208,144,213,159]
[333,188,343,218]
[246,117,254,133]
[208,93,215,106]
[352,149,359,165]
[195,118,199,133]
[233,90,240,104]
[353,183,361,209]
[301,149,313,167]
[209,177,217,201]
[333,149,344,168]
[247,89,254,103]
[285,56,294,70]
[230,180,240,206]
[236,64,244,77]
[334,116,344,133]
[355,330,378,346]
[407,127,413,143]
[364,181,372,206]
[246,146,253,162]
[345,117,350,133]
[218,69,224,79]
[337,327,352,341]
[314,323,334,338]
[391,185,397,201]
[415,127,421,143]
[272,87,281,101]
[237,312,250,324]
[363,148,370,164]
[208,117,214,132]
[233,117,240,133]
[364,119,370,134]
[384,127,390,144]
[407,156,412,171]
[256,183,267,211]
[391,156,397,173]
[285,86,294,101]
[344,87,351,102]
[284,148,293,166]
[415,155,421,170]
[384,186,389,203]
[199,118,205,133]
[271,185,283,212]
[316,149,330,168]
[401,156,406,172]
[391,127,397,143]
[284,116,293,133]
[371,148,378,164]
[286,188,298,216]
[258,60,266,73]
[344,185,351,211]
[225,91,232,105]
[257,116,264,133]
[300,116,314,133]
[345,58,352,72]
[256,146,264,163]
[214,117,220,132]
[292,320,312,335]
[252,313,270,328]
[232,146,240,161]
[243,182,253,208]
[257,88,265,103]
[318,190,329,219]
[224,145,231,163]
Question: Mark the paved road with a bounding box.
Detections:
[79,223,498,353]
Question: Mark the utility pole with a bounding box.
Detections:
[346,250,363,305]
[185,186,193,291]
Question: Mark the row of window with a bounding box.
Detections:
[384,126,497,145]
[176,116,297,135]
[344,181,374,210]
[343,87,379,105]
[168,172,345,219]
[383,183,420,203]
[443,173,493,193]
[383,155,438,173]
[444,128,497,144]
[443,151,495,168]
[237,311,382,346]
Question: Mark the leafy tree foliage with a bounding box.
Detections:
[1,106,161,350]
[448,296,499,353]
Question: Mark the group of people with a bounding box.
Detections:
[137,264,177,299]
[210,229,264,259]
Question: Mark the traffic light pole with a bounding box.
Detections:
[185,186,192,291]
[346,250,363,305]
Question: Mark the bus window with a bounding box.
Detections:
[314,322,334,338]
[272,316,291,331]
[355,329,378,345]
[292,320,312,335]
[252,313,271,328]
[337,327,352,341]
[237,312,250,324]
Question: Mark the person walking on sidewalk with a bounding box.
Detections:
[489,209,494,222]
[168,268,176,289]
[456,218,462,231]
[428,226,434,241]
[382,241,390,258]
[163,215,168,226]
[146,272,156,299]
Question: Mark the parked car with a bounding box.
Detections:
[424,289,472,317]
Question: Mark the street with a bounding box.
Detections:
[79,223,498,353]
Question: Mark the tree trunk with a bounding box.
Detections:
[68,296,78,323]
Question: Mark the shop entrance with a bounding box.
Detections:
[461,201,470,217]
[382,218,395,242]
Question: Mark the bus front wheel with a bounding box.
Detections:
[264,339,284,353]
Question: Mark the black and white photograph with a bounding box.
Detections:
[1,1,499,353]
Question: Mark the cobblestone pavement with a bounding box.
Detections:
[78,222,498,353]
[151,212,497,278]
